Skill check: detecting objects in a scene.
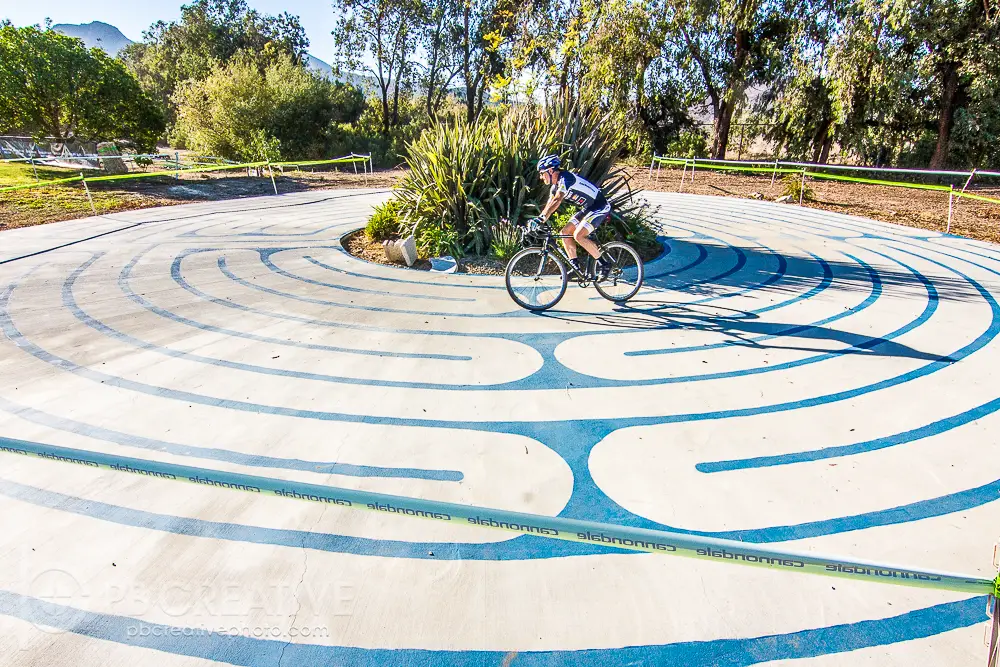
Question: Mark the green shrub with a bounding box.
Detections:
[665,129,709,159]
[780,173,814,202]
[417,225,462,259]
[489,221,521,261]
[172,55,364,161]
[365,199,401,241]
[394,102,658,258]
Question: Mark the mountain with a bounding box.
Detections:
[304,54,378,93]
[53,21,132,55]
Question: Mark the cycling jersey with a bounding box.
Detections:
[551,171,609,212]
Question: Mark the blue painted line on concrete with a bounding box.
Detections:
[54,246,928,398]
[2,435,992,594]
[626,251,882,357]
[0,589,986,666]
[118,251,471,361]
[217,255,517,319]
[258,248,476,302]
[697,242,1000,472]
[6,209,1000,563]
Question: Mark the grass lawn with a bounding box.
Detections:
[0,161,165,229]
[0,160,92,187]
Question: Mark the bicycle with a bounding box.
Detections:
[505,222,645,311]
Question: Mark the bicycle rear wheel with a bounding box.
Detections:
[505,248,567,311]
[595,241,644,303]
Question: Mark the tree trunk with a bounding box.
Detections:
[392,74,401,127]
[811,116,834,163]
[818,135,833,164]
[633,61,646,115]
[929,62,960,170]
[426,52,439,120]
[712,99,736,159]
[461,5,479,124]
[380,87,391,137]
[711,28,750,160]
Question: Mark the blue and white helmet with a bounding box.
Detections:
[536,154,561,172]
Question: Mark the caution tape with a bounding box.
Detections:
[0,175,85,193]
[651,157,801,176]
[649,155,1000,203]
[82,161,269,184]
[0,155,371,194]
[272,156,369,169]
[1,435,996,597]
[954,190,1000,206]
[806,170,953,191]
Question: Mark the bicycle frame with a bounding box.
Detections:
[528,231,603,284]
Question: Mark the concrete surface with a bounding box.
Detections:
[1,188,998,665]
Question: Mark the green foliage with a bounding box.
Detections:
[489,220,521,261]
[173,56,364,161]
[637,86,698,156]
[334,96,434,167]
[0,25,165,151]
[122,0,309,125]
[365,199,402,241]
[666,128,709,159]
[779,173,813,202]
[392,103,657,258]
[331,0,424,137]
[417,224,463,258]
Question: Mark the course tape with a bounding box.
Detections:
[0,156,371,194]
[955,190,1000,206]
[0,175,85,193]
[650,155,1000,200]
[806,171,952,191]
[652,158,801,176]
[1,434,995,597]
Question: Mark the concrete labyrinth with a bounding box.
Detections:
[0,188,998,665]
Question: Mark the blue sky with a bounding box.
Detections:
[2,0,343,64]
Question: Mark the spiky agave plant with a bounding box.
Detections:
[393,103,658,258]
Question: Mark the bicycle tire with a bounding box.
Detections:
[594,241,644,303]
[505,247,568,311]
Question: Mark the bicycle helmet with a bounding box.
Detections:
[536,154,561,172]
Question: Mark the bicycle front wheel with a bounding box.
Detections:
[595,241,644,303]
[505,248,568,311]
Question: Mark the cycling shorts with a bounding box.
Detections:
[570,202,612,233]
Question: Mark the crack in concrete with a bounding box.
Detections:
[276,505,329,667]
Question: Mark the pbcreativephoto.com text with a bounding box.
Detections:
[126,625,330,639]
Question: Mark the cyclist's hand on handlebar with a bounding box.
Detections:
[527,217,544,232]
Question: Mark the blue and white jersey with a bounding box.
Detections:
[551,171,608,211]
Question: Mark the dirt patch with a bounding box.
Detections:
[623,164,1000,245]
[342,229,432,271]
[343,229,515,275]
[459,256,508,275]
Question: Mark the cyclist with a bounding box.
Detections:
[529,154,613,280]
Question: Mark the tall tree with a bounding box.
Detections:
[667,0,800,159]
[332,0,423,135]
[456,0,523,122]
[893,0,993,168]
[579,0,669,114]
[417,0,463,119]
[751,0,841,162]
